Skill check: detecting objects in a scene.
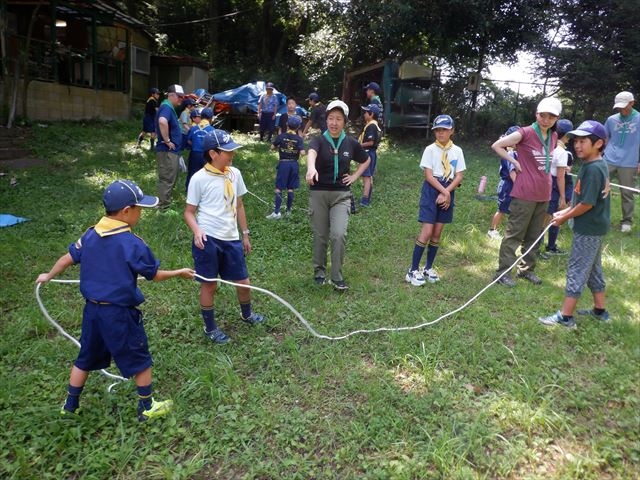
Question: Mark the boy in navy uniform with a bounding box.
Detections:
[37,180,194,421]
[184,130,265,344]
[539,121,611,328]
[358,104,382,206]
[267,115,306,219]
[185,107,215,190]
[405,115,466,286]
[487,125,519,240]
[136,87,160,149]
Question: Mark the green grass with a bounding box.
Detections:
[1,120,638,479]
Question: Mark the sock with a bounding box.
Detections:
[561,314,574,322]
[149,138,155,149]
[137,384,153,413]
[594,308,606,315]
[286,191,294,211]
[274,192,282,214]
[63,384,84,412]
[411,241,426,271]
[426,241,439,270]
[547,225,559,250]
[201,305,217,332]
[240,302,252,319]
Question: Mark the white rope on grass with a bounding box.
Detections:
[36,225,551,346]
[245,188,311,214]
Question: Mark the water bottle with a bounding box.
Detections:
[478,175,487,194]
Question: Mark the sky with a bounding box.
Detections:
[487,52,546,97]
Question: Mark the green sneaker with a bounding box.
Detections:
[60,406,80,417]
[138,398,173,422]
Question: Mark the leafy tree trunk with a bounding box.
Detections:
[18,0,45,125]
[208,0,219,66]
[261,0,272,61]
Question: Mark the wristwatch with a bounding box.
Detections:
[242,229,250,235]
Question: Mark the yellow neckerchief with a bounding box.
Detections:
[358,119,381,143]
[204,163,236,216]
[94,216,131,237]
[435,140,454,180]
[198,119,209,129]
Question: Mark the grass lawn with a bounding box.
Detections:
[1,120,638,479]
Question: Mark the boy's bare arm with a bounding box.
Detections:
[36,253,75,283]
[553,202,593,226]
[153,268,195,281]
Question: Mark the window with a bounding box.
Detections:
[132,46,150,74]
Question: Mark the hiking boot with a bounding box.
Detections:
[538,311,576,329]
[266,212,282,220]
[405,269,426,286]
[494,272,516,287]
[422,268,440,283]
[204,327,230,344]
[314,276,326,285]
[138,398,173,422]
[330,279,349,291]
[545,247,567,256]
[487,229,502,240]
[242,313,266,325]
[576,308,611,323]
[517,270,542,285]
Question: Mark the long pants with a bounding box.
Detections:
[497,198,548,274]
[608,164,636,226]
[157,151,180,209]
[309,190,351,282]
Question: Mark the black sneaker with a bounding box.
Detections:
[494,272,516,287]
[330,279,349,291]
[545,247,567,256]
[314,276,326,285]
[517,271,542,285]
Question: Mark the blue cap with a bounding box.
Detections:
[190,109,201,119]
[183,98,196,106]
[364,82,381,93]
[149,87,159,95]
[568,120,606,140]
[361,104,381,116]
[203,130,242,152]
[504,125,520,136]
[555,119,574,137]
[200,107,214,119]
[266,82,275,89]
[307,92,319,102]
[432,114,454,130]
[287,115,302,130]
[103,180,158,211]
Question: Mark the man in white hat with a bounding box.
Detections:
[603,91,639,232]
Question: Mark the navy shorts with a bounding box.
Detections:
[418,179,455,224]
[361,150,377,177]
[75,303,152,378]
[142,115,155,133]
[497,179,513,214]
[193,236,249,282]
[547,174,574,214]
[275,161,300,190]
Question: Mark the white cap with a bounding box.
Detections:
[326,100,349,118]
[613,91,634,109]
[536,97,562,116]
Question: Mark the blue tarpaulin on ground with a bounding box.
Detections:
[0,214,29,227]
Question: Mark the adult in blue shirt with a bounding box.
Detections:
[603,91,639,232]
[156,84,185,210]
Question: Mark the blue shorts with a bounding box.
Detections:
[418,179,455,224]
[192,236,249,282]
[275,161,300,190]
[497,179,513,214]
[142,115,155,133]
[548,174,574,214]
[75,303,152,378]
[361,150,377,177]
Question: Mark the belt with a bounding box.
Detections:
[88,299,111,305]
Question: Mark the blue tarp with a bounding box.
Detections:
[0,214,29,227]
[211,81,307,117]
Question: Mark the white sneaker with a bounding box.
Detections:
[266,212,282,219]
[621,224,631,233]
[405,269,426,286]
[423,268,440,283]
[487,229,502,240]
